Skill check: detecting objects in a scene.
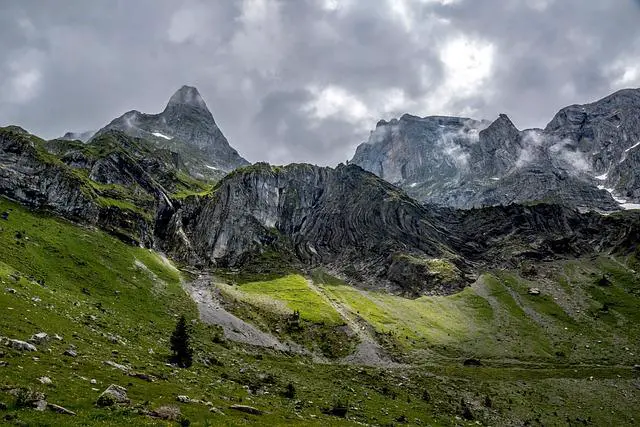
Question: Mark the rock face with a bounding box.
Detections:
[350,89,640,211]
[159,162,640,296]
[94,85,249,179]
[160,163,469,295]
[0,126,214,246]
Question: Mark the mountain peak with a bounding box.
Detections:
[165,85,208,111]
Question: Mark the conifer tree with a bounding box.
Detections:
[170,315,193,368]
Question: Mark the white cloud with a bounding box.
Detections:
[413,35,495,116]
[526,0,555,11]
[304,85,371,124]
[230,0,286,77]
[2,50,44,104]
[168,5,211,45]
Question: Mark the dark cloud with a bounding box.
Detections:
[1,0,639,165]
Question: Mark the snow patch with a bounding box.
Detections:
[152,132,172,140]
[598,186,640,210]
[205,164,218,170]
[409,182,418,188]
[625,141,640,153]
[595,172,608,180]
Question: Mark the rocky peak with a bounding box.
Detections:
[60,130,95,142]
[164,85,210,114]
[93,85,249,174]
[478,114,520,145]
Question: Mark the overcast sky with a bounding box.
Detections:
[1,0,640,165]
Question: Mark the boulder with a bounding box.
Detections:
[229,404,264,415]
[47,403,76,416]
[463,358,483,366]
[176,395,191,403]
[29,332,48,344]
[9,339,37,352]
[103,360,129,372]
[34,399,47,411]
[97,384,130,407]
[63,349,77,357]
[38,376,52,385]
[527,288,541,296]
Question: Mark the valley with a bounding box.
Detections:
[1,86,640,426]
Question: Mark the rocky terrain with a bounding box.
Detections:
[351,89,640,211]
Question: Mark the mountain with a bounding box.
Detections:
[59,130,95,142]
[351,89,640,211]
[4,122,639,296]
[94,85,249,180]
[157,162,640,298]
[0,126,212,246]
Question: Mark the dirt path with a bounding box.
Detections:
[305,279,401,367]
[183,274,306,353]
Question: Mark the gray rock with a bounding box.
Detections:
[5,288,16,294]
[229,404,264,415]
[29,332,48,344]
[528,288,541,296]
[210,407,226,415]
[63,349,77,357]
[176,395,191,403]
[47,402,76,415]
[38,376,52,385]
[103,360,129,372]
[97,384,129,406]
[33,400,47,411]
[8,339,37,352]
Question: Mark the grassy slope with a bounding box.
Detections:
[0,197,639,426]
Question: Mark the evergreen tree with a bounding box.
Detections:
[170,315,193,368]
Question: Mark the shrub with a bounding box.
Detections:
[15,388,44,408]
[96,393,117,407]
[153,405,181,421]
[284,382,296,399]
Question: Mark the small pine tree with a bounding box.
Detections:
[170,315,193,368]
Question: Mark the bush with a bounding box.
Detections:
[15,388,44,408]
[153,405,181,421]
[170,315,194,368]
[284,382,296,399]
[96,394,117,407]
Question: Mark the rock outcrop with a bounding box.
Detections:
[351,89,640,211]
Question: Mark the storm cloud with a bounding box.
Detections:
[1,0,640,165]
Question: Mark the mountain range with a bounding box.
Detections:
[2,85,640,425]
[351,88,640,211]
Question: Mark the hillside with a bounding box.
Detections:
[1,198,639,426]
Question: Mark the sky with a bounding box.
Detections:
[1,0,640,166]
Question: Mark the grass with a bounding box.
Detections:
[238,275,343,325]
